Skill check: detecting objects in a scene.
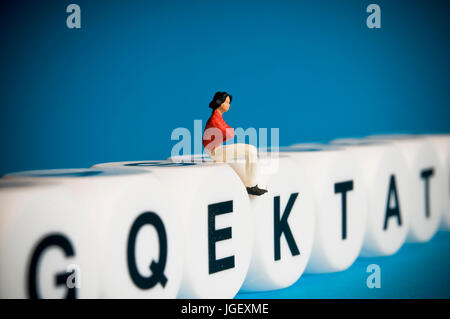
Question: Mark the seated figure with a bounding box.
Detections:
[203,91,268,196]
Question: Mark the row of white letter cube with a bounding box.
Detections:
[0,134,448,298]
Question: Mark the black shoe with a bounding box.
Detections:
[246,185,268,196]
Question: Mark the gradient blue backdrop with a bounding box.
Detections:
[0,0,449,299]
[0,0,449,176]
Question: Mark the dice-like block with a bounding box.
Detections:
[424,134,450,231]
[93,160,253,299]
[0,180,97,298]
[367,135,445,242]
[233,154,315,292]
[285,144,368,273]
[4,168,181,298]
[331,138,412,257]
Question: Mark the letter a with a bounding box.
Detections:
[366,4,381,29]
[366,264,381,288]
[66,4,81,29]
[384,175,402,230]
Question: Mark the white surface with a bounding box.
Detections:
[281,144,367,273]
[93,160,253,299]
[0,180,97,298]
[423,134,450,231]
[330,138,411,256]
[367,135,445,242]
[237,155,315,291]
[4,168,181,298]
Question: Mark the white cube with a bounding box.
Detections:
[4,168,181,298]
[330,138,412,256]
[93,160,253,299]
[232,154,315,292]
[367,135,445,242]
[0,180,97,298]
[423,134,450,231]
[285,144,368,273]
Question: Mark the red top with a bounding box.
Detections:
[203,109,235,151]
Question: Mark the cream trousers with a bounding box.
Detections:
[208,143,258,187]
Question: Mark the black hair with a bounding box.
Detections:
[209,91,232,110]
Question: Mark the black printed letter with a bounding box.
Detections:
[334,181,354,240]
[274,193,300,261]
[208,201,235,274]
[127,212,168,289]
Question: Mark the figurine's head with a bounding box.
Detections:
[209,91,232,113]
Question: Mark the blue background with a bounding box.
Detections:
[0,0,449,298]
[0,0,449,176]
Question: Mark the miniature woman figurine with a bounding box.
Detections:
[203,91,268,196]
